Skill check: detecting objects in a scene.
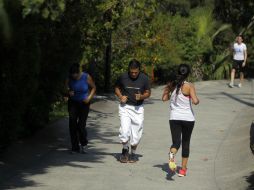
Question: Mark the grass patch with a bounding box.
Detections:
[49,101,68,122]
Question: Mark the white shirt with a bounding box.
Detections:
[169,84,195,121]
[233,42,247,61]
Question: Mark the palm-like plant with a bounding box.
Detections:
[191,7,231,80]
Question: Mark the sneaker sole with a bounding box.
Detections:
[178,174,186,177]
[128,160,138,163]
[119,156,129,163]
[70,151,79,154]
[119,160,128,163]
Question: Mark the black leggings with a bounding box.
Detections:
[169,120,195,158]
[68,100,90,151]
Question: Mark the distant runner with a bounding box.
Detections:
[115,59,151,163]
[162,64,199,177]
[229,35,247,88]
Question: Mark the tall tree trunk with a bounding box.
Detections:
[104,30,112,92]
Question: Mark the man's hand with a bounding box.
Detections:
[120,96,128,104]
[242,61,246,67]
[135,93,142,101]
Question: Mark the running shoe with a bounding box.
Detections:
[169,159,177,171]
[229,82,234,88]
[129,153,139,163]
[178,168,187,177]
[70,148,80,154]
[80,145,87,154]
[168,152,177,171]
[238,83,242,88]
[119,148,129,163]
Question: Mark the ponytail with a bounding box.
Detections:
[175,75,186,95]
[166,64,191,98]
[174,64,191,97]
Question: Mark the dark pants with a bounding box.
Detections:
[233,59,245,73]
[68,99,90,151]
[169,120,195,158]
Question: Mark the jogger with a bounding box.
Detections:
[66,63,96,154]
[162,64,199,177]
[115,59,151,163]
[229,35,247,88]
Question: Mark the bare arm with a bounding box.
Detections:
[115,86,123,99]
[64,79,69,95]
[189,84,199,105]
[162,82,174,102]
[84,75,96,103]
[138,90,151,100]
[115,86,128,103]
[64,79,74,100]
[243,49,247,66]
[162,85,170,102]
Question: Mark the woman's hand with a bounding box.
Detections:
[69,91,74,97]
[83,97,91,104]
[63,96,69,102]
[162,83,172,102]
[242,61,246,67]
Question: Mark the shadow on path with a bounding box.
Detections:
[245,172,254,190]
[221,92,254,107]
[0,102,117,190]
[153,163,179,181]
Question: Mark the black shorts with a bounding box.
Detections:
[232,60,245,73]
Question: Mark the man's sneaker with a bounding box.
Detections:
[119,148,129,163]
[238,83,242,88]
[80,145,87,154]
[178,168,187,177]
[229,82,234,88]
[129,153,139,163]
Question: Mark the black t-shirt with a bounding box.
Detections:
[115,72,150,106]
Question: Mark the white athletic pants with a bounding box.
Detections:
[119,104,144,146]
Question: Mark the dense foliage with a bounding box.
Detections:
[0,0,254,147]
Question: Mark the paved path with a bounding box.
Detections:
[1,80,254,190]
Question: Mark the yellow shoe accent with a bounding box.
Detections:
[169,160,177,171]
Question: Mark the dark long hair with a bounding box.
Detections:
[167,64,191,95]
[69,63,80,79]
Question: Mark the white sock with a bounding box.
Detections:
[131,149,136,154]
[169,152,175,160]
[123,144,129,150]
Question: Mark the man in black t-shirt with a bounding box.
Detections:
[115,59,151,163]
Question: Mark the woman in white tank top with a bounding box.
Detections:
[169,81,195,121]
[162,64,199,177]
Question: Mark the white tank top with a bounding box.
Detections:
[169,83,195,121]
